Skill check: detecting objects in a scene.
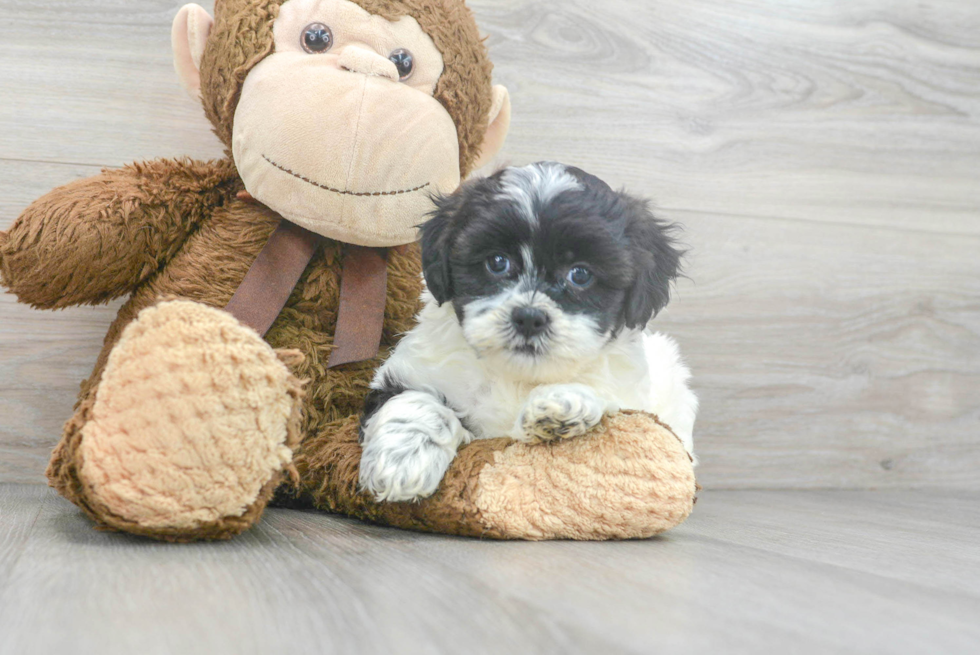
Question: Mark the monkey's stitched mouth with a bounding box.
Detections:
[262,155,430,197]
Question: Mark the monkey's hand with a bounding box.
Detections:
[0,158,238,309]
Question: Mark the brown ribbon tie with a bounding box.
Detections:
[225,220,321,337]
[224,218,390,369]
[327,245,389,369]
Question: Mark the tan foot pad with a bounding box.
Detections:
[78,300,301,532]
[471,411,696,540]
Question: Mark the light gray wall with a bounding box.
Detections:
[1,0,978,488]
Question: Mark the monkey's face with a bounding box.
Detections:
[232,0,462,247]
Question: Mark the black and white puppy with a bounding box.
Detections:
[358,162,698,502]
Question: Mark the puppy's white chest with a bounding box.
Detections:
[443,347,649,441]
[452,378,538,439]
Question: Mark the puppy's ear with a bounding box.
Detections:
[419,194,461,305]
[623,197,684,329]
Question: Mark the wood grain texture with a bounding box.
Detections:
[1,0,979,488]
[672,211,980,489]
[479,0,980,235]
[0,0,223,165]
[1,485,979,654]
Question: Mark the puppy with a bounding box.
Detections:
[358,162,698,502]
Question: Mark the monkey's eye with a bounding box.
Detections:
[486,254,511,276]
[301,23,333,53]
[388,48,415,81]
[567,266,594,288]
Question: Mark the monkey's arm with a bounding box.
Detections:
[0,158,239,309]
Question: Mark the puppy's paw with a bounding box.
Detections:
[518,384,609,443]
[359,391,471,502]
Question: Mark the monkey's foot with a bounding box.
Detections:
[72,300,303,540]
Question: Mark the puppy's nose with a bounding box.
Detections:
[512,307,550,338]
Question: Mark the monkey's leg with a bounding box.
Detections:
[290,411,696,541]
[47,300,304,541]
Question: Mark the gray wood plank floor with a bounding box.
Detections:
[2,4,978,654]
[1,484,978,655]
[2,0,978,490]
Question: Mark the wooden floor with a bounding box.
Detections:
[1,2,979,653]
[2,0,979,490]
[0,485,977,654]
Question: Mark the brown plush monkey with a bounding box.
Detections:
[0,0,695,542]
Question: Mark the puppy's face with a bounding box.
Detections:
[421,162,683,379]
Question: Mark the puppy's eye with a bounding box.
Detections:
[302,23,333,53]
[567,266,594,288]
[389,48,415,81]
[486,254,511,276]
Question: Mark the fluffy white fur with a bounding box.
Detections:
[359,290,698,502]
[359,390,472,501]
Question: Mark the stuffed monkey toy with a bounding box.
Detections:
[0,0,695,542]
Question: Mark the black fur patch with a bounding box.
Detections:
[359,372,408,444]
[419,162,685,337]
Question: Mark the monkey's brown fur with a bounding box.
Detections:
[0,0,696,542]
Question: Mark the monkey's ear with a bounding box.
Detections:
[172,4,214,100]
[470,85,512,172]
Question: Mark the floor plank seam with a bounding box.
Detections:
[664,206,980,241]
[0,156,113,170]
[687,532,980,603]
